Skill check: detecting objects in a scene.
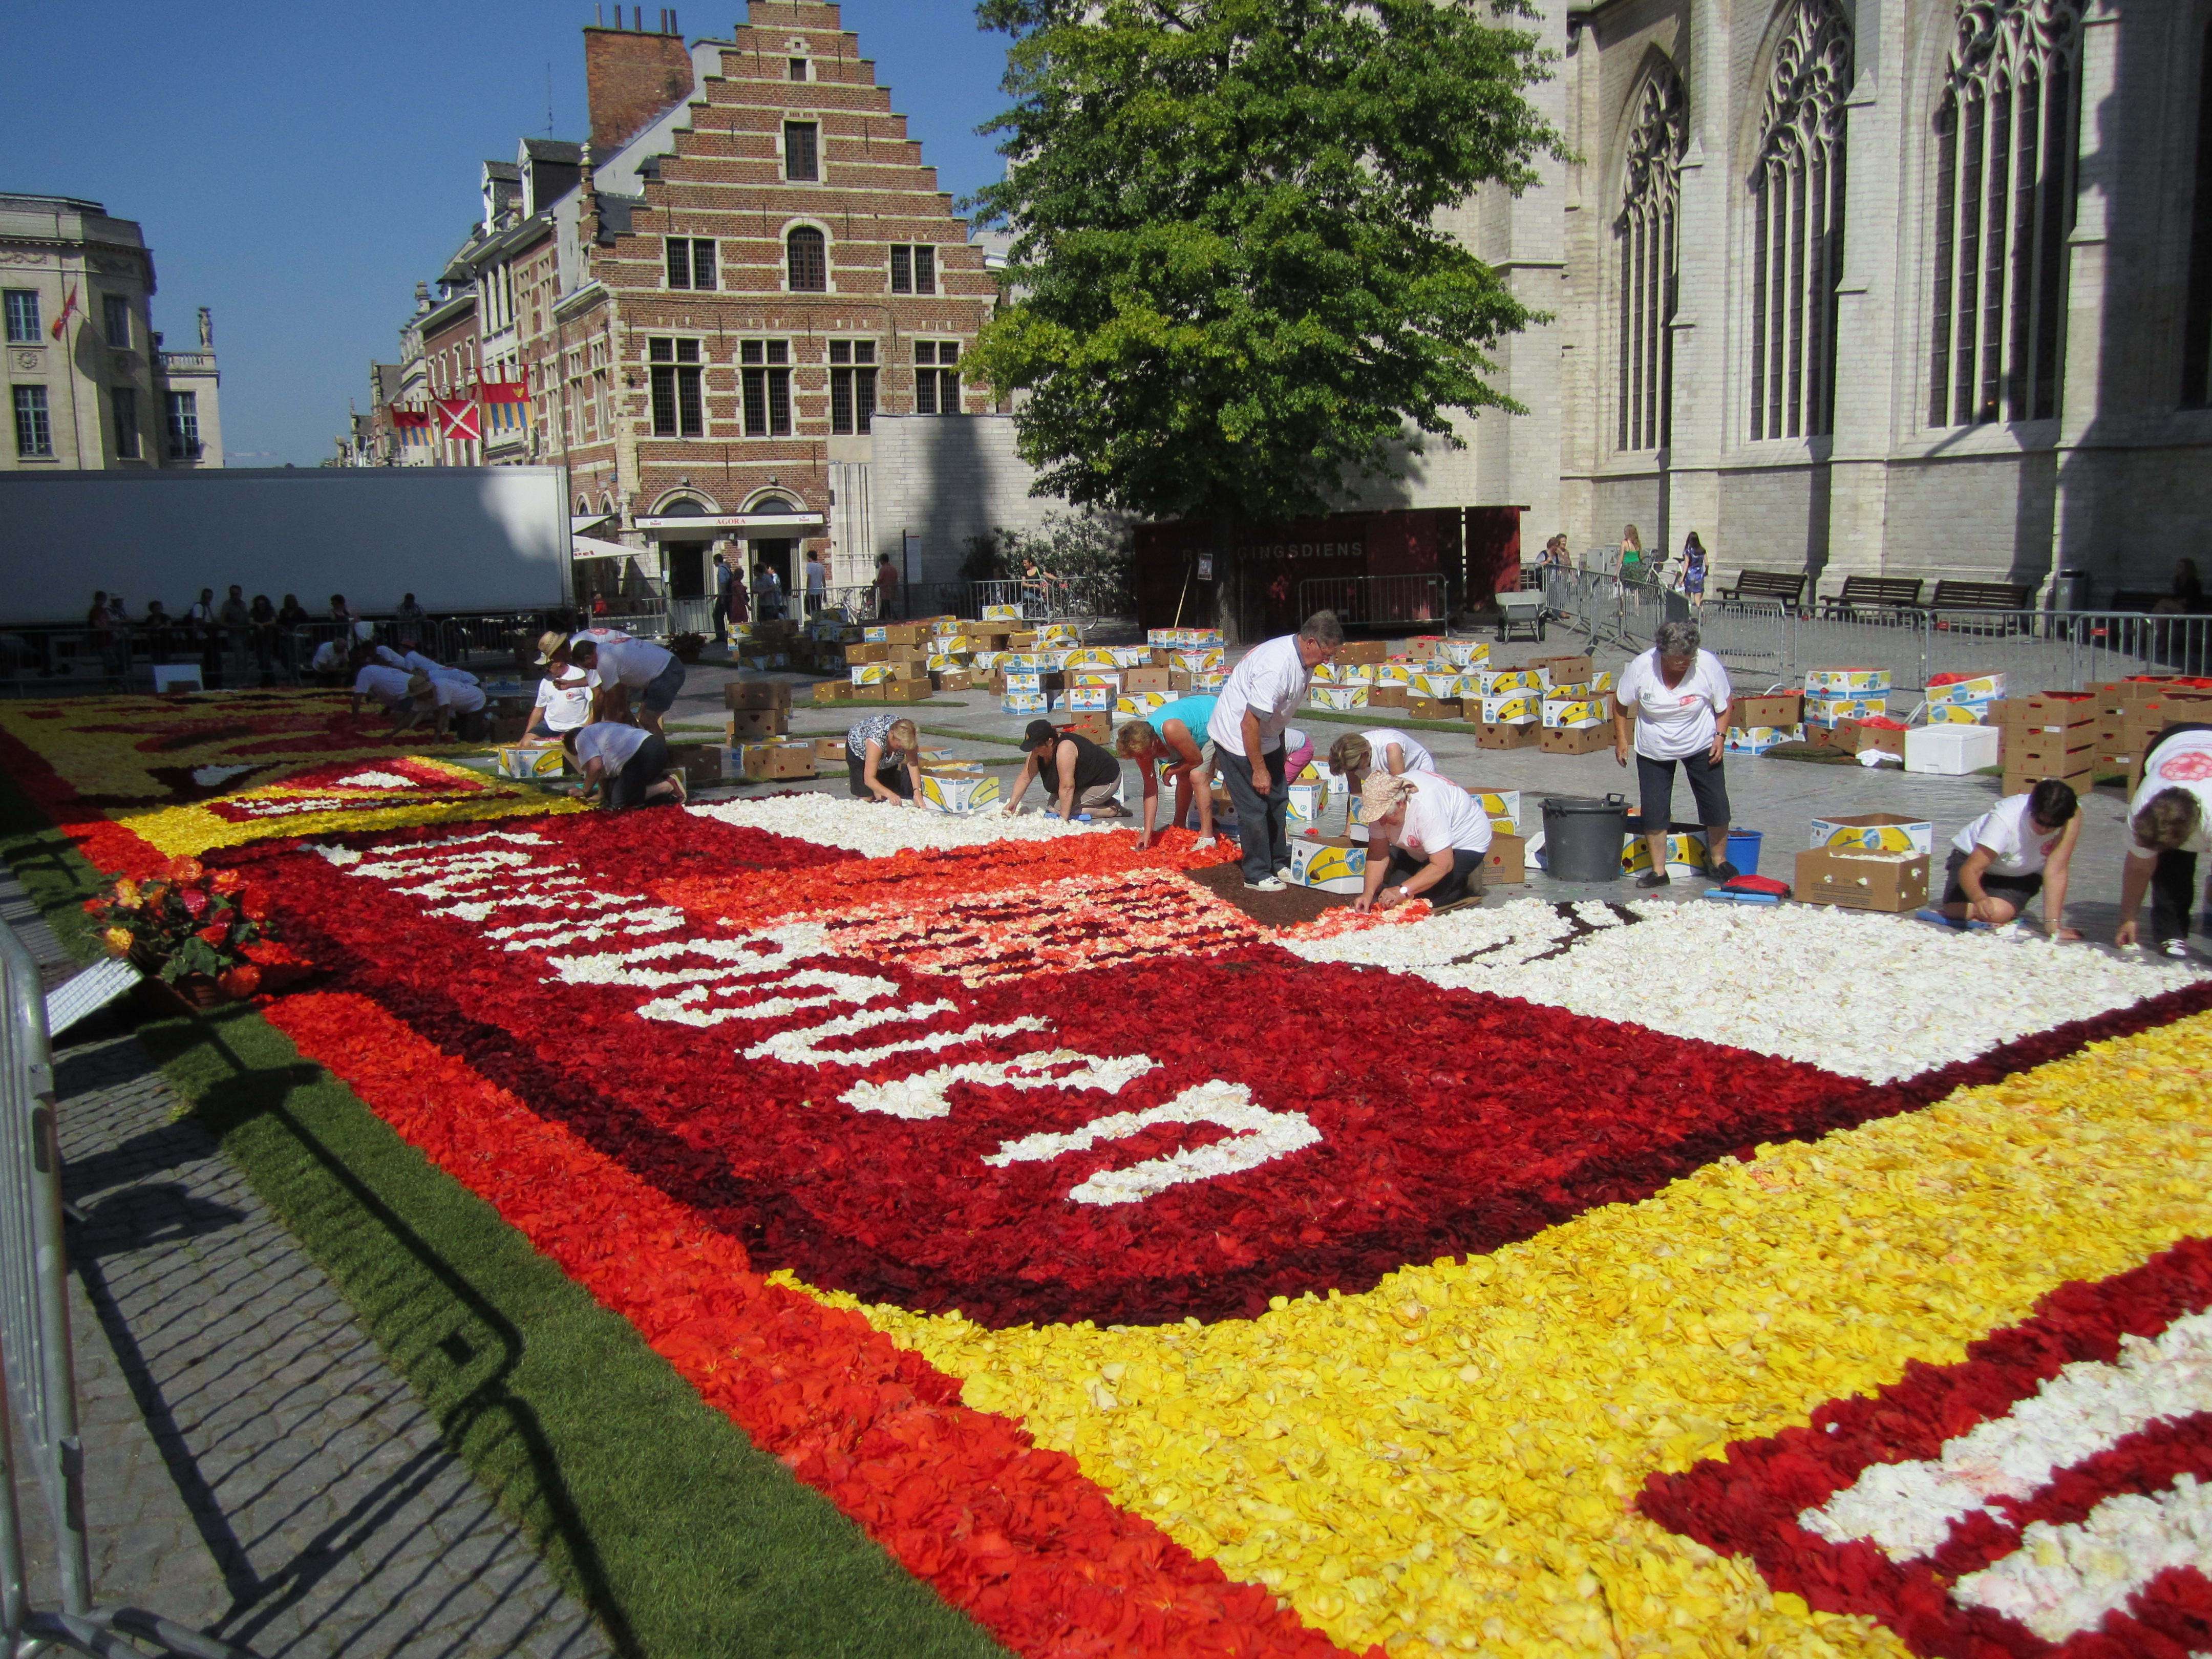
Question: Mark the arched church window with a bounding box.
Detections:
[1618,68,1686,452]
[2182,19,2212,407]
[1750,0,1852,441]
[1926,0,2082,427]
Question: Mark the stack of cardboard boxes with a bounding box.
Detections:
[1992,692,2098,797]
[2079,678,2212,791]
[1722,691,1806,755]
[837,622,935,705]
[724,678,816,780]
[1793,812,1935,912]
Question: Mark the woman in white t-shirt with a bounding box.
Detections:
[2116,722,2212,958]
[526,669,593,739]
[1325,729,1436,792]
[1352,770,1492,913]
[1611,620,1738,889]
[1930,779,2082,938]
[393,671,488,741]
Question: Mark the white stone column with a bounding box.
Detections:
[1823,0,1903,582]
[2048,0,2121,594]
[1663,0,1732,568]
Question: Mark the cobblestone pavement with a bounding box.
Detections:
[2,878,613,1659]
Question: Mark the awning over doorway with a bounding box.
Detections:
[571,535,638,562]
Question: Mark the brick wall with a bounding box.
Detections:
[585,27,695,156]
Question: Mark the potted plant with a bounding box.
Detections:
[83,858,289,1011]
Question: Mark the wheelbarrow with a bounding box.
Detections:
[1495,588,1547,643]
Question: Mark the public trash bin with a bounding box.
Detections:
[1540,795,1630,882]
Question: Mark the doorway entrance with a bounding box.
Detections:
[748,538,794,619]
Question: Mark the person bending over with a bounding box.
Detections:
[846,713,921,805]
[1113,693,1219,849]
[1208,611,1344,891]
[562,722,686,810]
[392,671,488,741]
[2115,719,2212,958]
[568,634,684,738]
[1005,719,1130,821]
[1352,770,1492,914]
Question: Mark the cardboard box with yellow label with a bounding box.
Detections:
[1806,667,1893,695]
[1308,684,1370,711]
[919,767,1003,814]
[1472,667,1544,696]
[1286,834,1367,894]
[1620,829,1709,877]
[1479,691,1543,726]
[1809,811,1935,856]
[1542,698,1607,730]
[496,743,567,779]
[1411,670,1466,699]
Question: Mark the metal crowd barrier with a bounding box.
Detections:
[0,928,244,1656]
[1297,573,1448,627]
[1522,570,2212,694]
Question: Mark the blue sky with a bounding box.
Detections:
[4,2,1011,467]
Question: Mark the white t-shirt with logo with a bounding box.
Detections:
[1208,635,1314,758]
[1394,770,1494,859]
[572,722,651,773]
[1952,793,2061,878]
[585,637,676,690]
[422,677,486,714]
[2126,730,2212,857]
[1359,729,1435,776]
[534,674,593,733]
[1614,648,1733,760]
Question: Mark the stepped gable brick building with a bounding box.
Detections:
[538,0,1000,605]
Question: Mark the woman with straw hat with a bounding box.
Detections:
[1351,770,1491,914]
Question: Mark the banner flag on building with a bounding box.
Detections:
[433,397,481,442]
[389,405,433,448]
[479,380,529,435]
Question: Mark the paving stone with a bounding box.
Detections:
[2,877,615,1656]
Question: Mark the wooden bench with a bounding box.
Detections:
[1716,569,1809,610]
[1929,579,2035,610]
[1820,575,1924,618]
[2107,589,2168,612]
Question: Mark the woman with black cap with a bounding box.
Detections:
[1003,720,1129,821]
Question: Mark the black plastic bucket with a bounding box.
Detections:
[1541,794,1630,882]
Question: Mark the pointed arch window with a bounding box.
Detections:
[1927,0,2082,427]
[1750,0,1852,441]
[1618,69,1686,452]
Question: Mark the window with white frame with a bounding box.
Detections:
[1749,0,1852,441]
[13,386,53,456]
[666,238,717,290]
[165,390,200,458]
[1926,0,2082,427]
[4,291,38,345]
[913,341,961,415]
[889,245,937,295]
[830,339,877,434]
[102,294,131,349]
[648,337,705,437]
[740,339,792,436]
[1618,69,1685,453]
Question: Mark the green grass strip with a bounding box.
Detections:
[0,786,1006,1659]
[1291,707,1485,734]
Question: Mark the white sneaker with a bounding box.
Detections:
[2159,938,2198,960]
[1192,835,1217,849]
[1244,876,1287,892]
[1274,867,1293,883]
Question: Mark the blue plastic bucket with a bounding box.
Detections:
[1725,829,1763,874]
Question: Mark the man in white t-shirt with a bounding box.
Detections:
[568,634,685,738]
[1207,611,1344,890]
[2116,724,2212,958]
[1352,770,1493,912]
[562,720,686,810]
[376,643,477,684]
[349,661,414,722]
[393,671,488,740]
[1927,778,2082,939]
[1611,619,1738,888]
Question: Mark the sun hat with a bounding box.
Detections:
[535,630,569,664]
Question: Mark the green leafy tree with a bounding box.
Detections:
[968,0,1565,629]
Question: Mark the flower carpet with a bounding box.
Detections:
[8,703,2212,1658]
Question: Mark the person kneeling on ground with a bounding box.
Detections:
[2115,720,2212,958]
[1326,729,1436,797]
[1928,779,2081,938]
[562,722,687,810]
[1352,770,1491,914]
[846,713,921,805]
[1113,693,1219,849]
[393,670,489,741]
[1005,719,1130,821]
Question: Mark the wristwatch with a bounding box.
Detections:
[1396,885,1412,902]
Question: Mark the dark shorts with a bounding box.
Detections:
[847,749,912,799]
[1941,848,2044,907]
[608,732,672,809]
[639,658,686,714]
[1385,845,1485,909]
[1634,750,1730,831]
